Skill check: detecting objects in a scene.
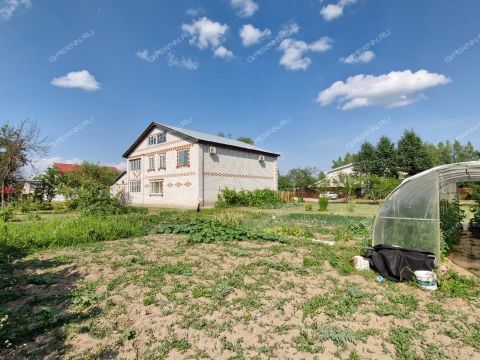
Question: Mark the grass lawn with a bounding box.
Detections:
[1,205,479,359]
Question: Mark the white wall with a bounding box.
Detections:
[126,128,200,207]
[202,145,278,206]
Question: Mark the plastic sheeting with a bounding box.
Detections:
[373,161,480,262]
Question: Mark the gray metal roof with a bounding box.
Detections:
[161,123,280,156]
[123,122,281,158]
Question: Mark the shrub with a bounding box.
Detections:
[318,197,328,211]
[305,204,313,211]
[76,182,128,216]
[364,176,401,200]
[470,196,480,234]
[0,206,14,222]
[440,199,465,256]
[216,188,282,208]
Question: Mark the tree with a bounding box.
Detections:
[237,137,254,145]
[332,152,356,168]
[284,167,319,189]
[0,120,48,206]
[34,165,62,202]
[376,136,398,178]
[334,173,361,201]
[397,129,433,176]
[354,142,378,175]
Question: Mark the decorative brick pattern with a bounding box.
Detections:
[184,182,192,187]
[133,143,193,158]
[146,172,195,179]
[204,171,274,180]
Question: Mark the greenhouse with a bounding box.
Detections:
[373,161,480,263]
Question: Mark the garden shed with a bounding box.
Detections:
[373,161,480,262]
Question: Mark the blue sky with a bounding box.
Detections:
[1,0,480,175]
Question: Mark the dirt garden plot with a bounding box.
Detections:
[1,234,479,359]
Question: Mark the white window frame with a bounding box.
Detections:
[130,159,141,171]
[148,156,155,170]
[129,180,141,193]
[150,180,163,196]
[148,132,166,145]
[159,153,166,170]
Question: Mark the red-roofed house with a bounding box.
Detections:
[54,163,119,173]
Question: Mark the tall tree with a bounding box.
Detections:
[397,129,433,176]
[0,120,48,206]
[354,142,378,175]
[376,136,398,178]
[284,167,319,189]
[237,137,255,145]
[332,152,357,168]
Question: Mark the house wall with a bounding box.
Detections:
[110,173,127,198]
[126,128,200,207]
[202,144,278,206]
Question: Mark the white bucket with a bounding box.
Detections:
[414,270,437,290]
[353,256,370,271]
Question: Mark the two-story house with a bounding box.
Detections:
[113,122,280,207]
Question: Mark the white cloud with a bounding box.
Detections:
[0,0,31,20]
[230,0,258,17]
[340,50,375,64]
[182,17,233,60]
[279,37,333,71]
[320,0,357,21]
[239,24,271,46]
[186,7,205,17]
[214,46,234,60]
[167,52,199,70]
[135,49,150,61]
[316,69,451,110]
[182,17,229,50]
[51,70,101,91]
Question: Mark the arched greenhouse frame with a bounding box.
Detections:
[373,161,480,262]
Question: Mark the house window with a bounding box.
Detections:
[177,149,190,167]
[159,153,166,169]
[130,159,141,171]
[148,132,166,145]
[148,157,155,170]
[150,180,163,196]
[130,180,141,193]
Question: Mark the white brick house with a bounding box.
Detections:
[114,122,280,208]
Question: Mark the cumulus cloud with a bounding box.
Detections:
[279,37,333,71]
[50,70,101,91]
[167,52,199,70]
[0,0,31,20]
[214,46,234,60]
[320,0,357,21]
[239,24,271,46]
[182,17,232,60]
[316,69,451,110]
[230,0,258,17]
[340,50,375,64]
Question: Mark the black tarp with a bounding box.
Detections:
[363,244,436,282]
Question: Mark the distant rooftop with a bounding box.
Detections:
[54,163,118,173]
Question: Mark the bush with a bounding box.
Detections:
[440,199,465,256]
[76,182,128,216]
[216,188,282,208]
[365,176,401,200]
[0,206,14,222]
[305,204,313,211]
[470,196,480,234]
[318,197,328,211]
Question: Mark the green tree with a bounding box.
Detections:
[354,142,378,175]
[237,137,255,145]
[332,152,357,168]
[397,129,433,176]
[34,165,62,202]
[284,167,319,189]
[376,136,398,178]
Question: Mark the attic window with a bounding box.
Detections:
[148,132,166,145]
